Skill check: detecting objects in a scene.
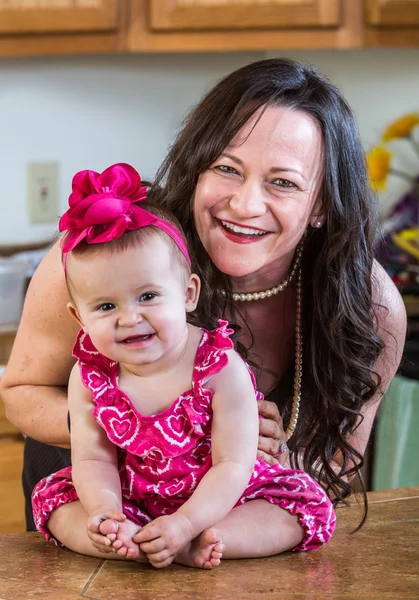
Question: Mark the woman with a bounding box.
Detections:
[0,58,406,532]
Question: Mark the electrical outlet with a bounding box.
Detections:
[27,162,59,224]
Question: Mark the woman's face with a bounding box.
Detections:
[193,105,324,286]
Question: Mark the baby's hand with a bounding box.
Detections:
[133,513,194,568]
[86,507,126,554]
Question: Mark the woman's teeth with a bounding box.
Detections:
[221,221,266,236]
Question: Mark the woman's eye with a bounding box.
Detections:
[97,303,115,312]
[214,165,239,175]
[140,292,156,302]
[272,178,296,189]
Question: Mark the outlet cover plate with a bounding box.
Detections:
[27,162,59,224]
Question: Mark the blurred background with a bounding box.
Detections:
[0,0,419,533]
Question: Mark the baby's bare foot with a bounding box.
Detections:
[176,528,224,569]
[111,520,147,561]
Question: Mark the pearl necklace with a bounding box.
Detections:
[219,245,303,441]
[286,265,302,441]
[220,245,303,302]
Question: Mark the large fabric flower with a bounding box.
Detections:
[59,163,147,253]
[367,145,393,191]
[382,112,419,142]
[59,162,191,265]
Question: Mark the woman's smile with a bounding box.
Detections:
[219,219,270,244]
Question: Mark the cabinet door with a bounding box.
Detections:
[366,0,419,26]
[0,0,118,35]
[149,0,340,31]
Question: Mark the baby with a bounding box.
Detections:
[32,163,335,569]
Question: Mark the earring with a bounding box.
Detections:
[312,219,323,229]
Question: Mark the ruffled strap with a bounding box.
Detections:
[193,319,234,387]
[72,330,117,403]
[192,320,263,401]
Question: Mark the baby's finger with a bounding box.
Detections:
[87,514,102,533]
[133,525,158,544]
[102,509,126,522]
[147,549,173,568]
[139,537,166,554]
[87,531,112,547]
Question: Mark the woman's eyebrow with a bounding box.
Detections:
[269,166,307,181]
[219,152,243,165]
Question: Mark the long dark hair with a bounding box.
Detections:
[150,58,385,522]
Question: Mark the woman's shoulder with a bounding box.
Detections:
[371,259,407,360]
[372,259,406,325]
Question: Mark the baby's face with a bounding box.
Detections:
[67,235,199,373]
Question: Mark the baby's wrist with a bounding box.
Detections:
[175,508,198,539]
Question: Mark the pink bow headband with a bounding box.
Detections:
[59,163,191,266]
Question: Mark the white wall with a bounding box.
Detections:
[1,49,418,244]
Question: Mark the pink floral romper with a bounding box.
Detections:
[32,321,336,551]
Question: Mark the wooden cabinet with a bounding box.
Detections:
[0,0,126,57]
[1,0,419,57]
[365,0,419,46]
[0,0,118,34]
[127,0,363,52]
[149,0,340,31]
[366,0,419,26]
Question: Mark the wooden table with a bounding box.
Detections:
[0,487,417,599]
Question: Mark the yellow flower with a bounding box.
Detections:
[382,112,419,142]
[366,145,393,191]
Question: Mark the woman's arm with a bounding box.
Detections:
[69,364,122,515]
[0,241,79,447]
[341,260,407,468]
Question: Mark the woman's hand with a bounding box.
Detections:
[257,399,290,467]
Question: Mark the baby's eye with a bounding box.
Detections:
[139,292,157,302]
[272,178,296,189]
[97,303,115,312]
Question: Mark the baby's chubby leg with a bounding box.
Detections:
[175,500,301,567]
[209,499,305,559]
[47,501,146,561]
